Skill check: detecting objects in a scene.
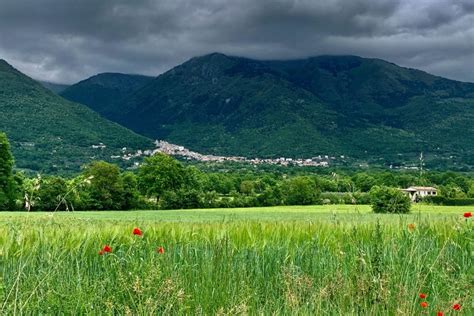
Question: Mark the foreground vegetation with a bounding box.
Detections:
[1,206,472,314]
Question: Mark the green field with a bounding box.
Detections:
[1,205,472,314]
[1,204,471,222]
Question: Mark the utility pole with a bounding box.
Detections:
[419,152,424,181]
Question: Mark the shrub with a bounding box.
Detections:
[424,196,474,206]
[369,186,411,214]
[159,189,201,210]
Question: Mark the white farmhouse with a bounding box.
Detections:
[402,186,437,202]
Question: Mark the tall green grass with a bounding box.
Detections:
[0,213,472,314]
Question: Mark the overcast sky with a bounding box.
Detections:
[0,0,473,84]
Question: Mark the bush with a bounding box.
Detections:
[423,196,474,206]
[353,192,371,204]
[159,189,201,210]
[369,186,411,214]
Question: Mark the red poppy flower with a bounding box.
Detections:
[419,293,427,299]
[452,304,461,310]
[463,212,472,218]
[133,227,142,236]
[157,246,164,254]
[103,245,112,253]
[407,223,416,231]
[98,250,104,256]
[437,312,443,316]
[420,301,428,308]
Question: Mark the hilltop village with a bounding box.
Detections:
[105,140,331,167]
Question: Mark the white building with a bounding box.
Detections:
[402,186,437,202]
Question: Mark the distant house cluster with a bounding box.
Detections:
[104,140,332,167]
[152,140,330,167]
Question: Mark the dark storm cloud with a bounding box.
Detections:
[0,0,472,83]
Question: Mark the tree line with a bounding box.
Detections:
[1,132,473,211]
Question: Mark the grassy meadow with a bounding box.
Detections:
[1,205,473,314]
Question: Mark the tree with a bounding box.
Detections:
[283,176,320,205]
[352,173,376,192]
[257,186,283,206]
[439,184,466,199]
[239,180,255,195]
[159,189,201,210]
[82,161,125,210]
[121,172,141,209]
[138,153,187,201]
[369,186,411,214]
[36,177,68,211]
[0,133,16,210]
[468,181,474,198]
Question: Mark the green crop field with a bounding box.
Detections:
[1,205,472,314]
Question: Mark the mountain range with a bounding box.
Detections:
[60,53,474,169]
[1,53,473,173]
[0,59,153,173]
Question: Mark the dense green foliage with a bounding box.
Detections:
[370,185,411,214]
[0,60,154,174]
[35,176,68,211]
[81,161,128,210]
[282,176,320,205]
[60,73,152,118]
[1,211,472,314]
[424,196,474,206]
[3,153,473,211]
[137,153,189,200]
[0,137,472,211]
[0,133,16,210]
[62,53,474,169]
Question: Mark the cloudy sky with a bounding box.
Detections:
[0,0,473,84]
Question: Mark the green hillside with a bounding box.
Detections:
[61,53,474,168]
[61,73,153,119]
[0,60,154,173]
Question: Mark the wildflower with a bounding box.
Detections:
[408,223,416,231]
[98,250,104,256]
[437,312,443,316]
[419,293,427,299]
[133,227,143,236]
[463,212,472,218]
[420,301,428,308]
[452,304,461,310]
[103,245,112,253]
[157,246,165,254]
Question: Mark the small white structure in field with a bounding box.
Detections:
[402,186,437,202]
